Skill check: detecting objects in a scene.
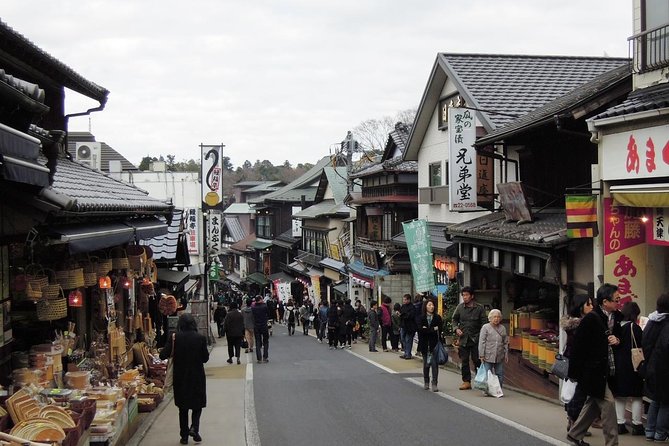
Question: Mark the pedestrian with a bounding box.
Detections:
[252,295,270,363]
[327,300,341,350]
[478,308,509,390]
[354,300,367,342]
[317,301,329,343]
[159,313,209,445]
[223,301,244,365]
[611,301,644,435]
[284,299,297,336]
[560,294,595,435]
[399,294,417,359]
[413,295,424,356]
[380,296,392,352]
[266,297,278,325]
[390,302,401,352]
[342,298,356,349]
[277,299,285,324]
[213,303,227,338]
[367,301,380,352]
[418,297,443,392]
[641,292,669,442]
[242,298,255,353]
[452,286,487,390]
[299,301,310,335]
[567,283,622,446]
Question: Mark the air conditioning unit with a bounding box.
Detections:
[74,142,102,170]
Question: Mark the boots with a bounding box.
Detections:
[423,382,429,390]
[459,381,472,390]
[432,382,439,392]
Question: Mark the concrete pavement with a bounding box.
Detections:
[131,324,650,445]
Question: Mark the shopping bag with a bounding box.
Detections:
[550,354,569,380]
[473,366,488,392]
[241,338,249,349]
[433,341,448,365]
[560,379,577,404]
[487,370,503,398]
[163,333,176,392]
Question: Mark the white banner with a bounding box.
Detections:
[292,206,302,237]
[448,107,477,210]
[600,124,669,181]
[185,208,200,255]
[201,144,224,209]
[208,210,223,255]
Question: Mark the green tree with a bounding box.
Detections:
[138,155,157,171]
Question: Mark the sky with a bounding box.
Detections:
[3,1,631,169]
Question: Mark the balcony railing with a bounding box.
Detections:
[418,185,449,204]
[629,23,669,73]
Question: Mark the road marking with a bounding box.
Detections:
[347,350,398,374]
[244,364,261,446]
[405,377,569,446]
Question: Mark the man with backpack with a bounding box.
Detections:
[284,299,297,336]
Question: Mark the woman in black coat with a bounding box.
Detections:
[417,298,443,392]
[160,313,210,444]
[223,301,245,364]
[611,301,644,435]
[642,293,669,442]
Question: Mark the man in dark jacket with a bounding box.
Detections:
[342,298,356,349]
[452,286,487,389]
[399,293,417,359]
[367,301,380,352]
[213,303,227,338]
[251,296,270,363]
[567,283,621,446]
[223,302,245,364]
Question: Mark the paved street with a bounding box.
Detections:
[132,322,651,446]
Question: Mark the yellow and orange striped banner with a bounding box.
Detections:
[565,195,598,238]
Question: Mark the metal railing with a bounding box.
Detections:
[629,23,669,73]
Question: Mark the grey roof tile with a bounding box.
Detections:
[224,216,246,242]
[68,132,138,171]
[142,208,182,261]
[592,82,669,120]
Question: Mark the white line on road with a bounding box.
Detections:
[347,350,398,374]
[245,363,261,446]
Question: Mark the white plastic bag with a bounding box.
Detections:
[487,370,503,398]
[560,379,577,403]
[473,366,488,392]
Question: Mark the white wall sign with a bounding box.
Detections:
[208,210,223,255]
[448,107,477,210]
[601,124,669,180]
[185,208,200,255]
[292,206,302,237]
[201,144,224,210]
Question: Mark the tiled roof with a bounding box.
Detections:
[392,222,455,255]
[350,158,418,178]
[0,68,46,104]
[231,233,255,253]
[292,199,349,219]
[0,19,108,103]
[352,123,416,178]
[142,208,183,261]
[323,167,349,204]
[68,132,138,171]
[224,216,247,243]
[383,122,411,161]
[50,156,171,214]
[224,203,255,214]
[477,64,631,146]
[243,181,283,193]
[440,53,630,130]
[446,208,568,248]
[275,228,300,244]
[591,82,669,121]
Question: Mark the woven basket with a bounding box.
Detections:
[96,253,113,276]
[25,282,42,301]
[110,247,129,270]
[36,297,67,321]
[56,266,85,290]
[126,245,146,271]
[25,264,49,291]
[41,270,61,299]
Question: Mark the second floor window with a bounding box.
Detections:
[257,215,272,239]
[429,162,442,187]
[303,229,327,257]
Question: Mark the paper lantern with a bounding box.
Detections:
[68,290,83,307]
[99,276,112,289]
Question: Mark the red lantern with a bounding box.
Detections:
[68,290,83,307]
[99,276,112,289]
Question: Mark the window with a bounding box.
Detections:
[429,163,442,187]
[634,0,669,72]
[303,229,327,257]
[257,215,272,239]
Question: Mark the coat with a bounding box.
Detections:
[252,302,269,333]
[478,322,508,364]
[367,307,380,330]
[568,306,616,399]
[417,313,443,355]
[399,303,417,333]
[223,309,245,337]
[609,320,643,397]
[380,303,392,327]
[160,330,209,409]
[452,302,487,347]
[559,315,581,359]
[242,307,255,330]
[642,312,669,402]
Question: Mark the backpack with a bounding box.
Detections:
[288,308,295,323]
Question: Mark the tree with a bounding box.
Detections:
[351,108,417,153]
[138,155,157,171]
[166,154,176,170]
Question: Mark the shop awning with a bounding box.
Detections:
[131,218,169,240]
[287,260,323,277]
[333,282,348,295]
[610,184,669,208]
[249,239,273,250]
[245,272,270,286]
[392,222,457,255]
[49,222,135,254]
[268,271,294,283]
[157,268,190,287]
[0,123,49,187]
[319,257,346,273]
[272,238,299,249]
[226,272,242,285]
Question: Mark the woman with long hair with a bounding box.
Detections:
[418,298,443,392]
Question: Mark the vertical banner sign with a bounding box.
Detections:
[201,144,224,210]
[647,208,669,246]
[292,206,302,237]
[185,208,200,255]
[566,195,599,238]
[603,198,646,306]
[448,107,477,210]
[311,275,321,301]
[208,210,222,255]
[402,219,435,292]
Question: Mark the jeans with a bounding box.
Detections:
[369,327,379,351]
[287,322,295,335]
[458,342,481,382]
[254,330,269,361]
[328,327,339,348]
[226,335,242,359]
[423,351,439,384]
[390,331,400,350]
[482,361,505,387]
[318,322,327,341]
[401,329,415,358]
[179,407,202,440]
[217,323,224,337]
[646,400,669,441]
[381,325,391,350]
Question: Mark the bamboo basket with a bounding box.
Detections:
[41,270,61,300]
[83,258,98,287]
[56,264,85,290]
[110,247,129,270]
[96,253,112,276]
[25,281,42,301]
[25,264,49,291]
[36,296,67,321]
[126,245,146,271]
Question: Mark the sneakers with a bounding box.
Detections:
[244,349,249,353]
[618,424,629,435]
[180,438,188,445]
[237,358,241,365]
[424,383,429,390]
[432,383,439,392]
[631,424,645,436]
[347,345,352,349]
[459,382,472,390]
[226,358,233,364]
[566,434,590,446]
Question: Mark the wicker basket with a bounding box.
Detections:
[110,247,130,270]
[41,270,61,299]
[25,264,49,291]
[25,281,42,301]
[36,297,67,321]
[56,265,85,290]
[82,258,98,287]
[96,253,113,276]
[126,245,146,271]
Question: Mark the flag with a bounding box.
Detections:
[566,195,598,238]
[402,219,435,292]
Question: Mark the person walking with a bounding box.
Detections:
[452,286,487,390]
[390,303,401,352]
[223,302,244,365]
[642,293,669,442]
[611,301,644,435]
[567,283,622,446]
[213,303,227,338]
[560,294,595,434]
[317,301,329,343]
[380,296,393,352]
[277,299,285,325]
[160,313,209,445]
[342,298,356,349]
[368,301,380,352]
[327,300,341,350]
[299,301,310,335]
[252,296,270,363]
[399,294,417,359]
[478,309,509,389]
[418,298,443,392]
[242,298,255,354]
[354,300,367,342]
[284,299,297,336]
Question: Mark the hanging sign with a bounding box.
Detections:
[201,144,224,210]
[208,210,223,255]
[292,206,302,237]
[448,107,477,210]
[402,219,435,293]
[185,208,200,255]
[647,207,669,246]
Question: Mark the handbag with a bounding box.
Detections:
[241,338,249,349]
[630,323,644,371]
[550,353,569,380]
[560,379,577,404]
[433,340,448,365]
[473,365,488,392]
[164,333,176,392]
[487,370,503,398]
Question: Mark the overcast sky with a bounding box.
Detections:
[3,1,631,169]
